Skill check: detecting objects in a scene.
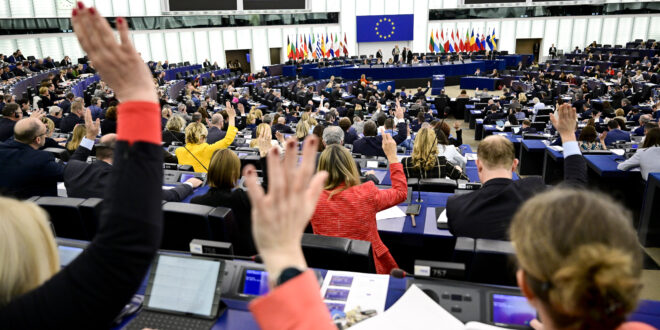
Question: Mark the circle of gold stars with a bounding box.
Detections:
[375,18,396,40]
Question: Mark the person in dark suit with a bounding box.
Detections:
[376,49,383,60]
[521,120,537,134]
[339,117,359,145]
[59,100,85,133]
[446,104,587,240]
[352,119,407,157]
[271,116,294,135]
[0,116,66,199]
[603,119,631,146]
[204,114,226,144]
[100,106,116,134]
[413,81,431,102]
[64,130,200,201]
[383,85,396,102]
[549,44,557,59]
[1,66,15,80]
[191,149,261,256]
[11,63,26,77]
[483,105,507,125]
[46,105,63,129]
[0,103,22,142]
[405,48,413,65]
[58,93,75,114]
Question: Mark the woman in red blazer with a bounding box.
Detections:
[310,133,407,274]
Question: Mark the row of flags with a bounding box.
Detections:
[429,28,498,53]
[286,33,349,60]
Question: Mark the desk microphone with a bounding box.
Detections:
[390,268,409,279]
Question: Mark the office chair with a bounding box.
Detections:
[35,197,90,240]
[468,239,517,286]
[161,202,215,251]
[301,234,376,273]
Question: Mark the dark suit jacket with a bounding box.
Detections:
[271,123,294,134]
[0,117,16,142]
[162,130,185,147]
[63,146,192,201]
[59,114,84,133]
[447,154,587,240]
[100,119,116,134]
[0,140,65,199]
[59,99,72,114]
[206,126,227,144]
[352,122,407,157]
[344,129,359,145]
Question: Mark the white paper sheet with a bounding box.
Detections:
[437,208,448,224]
[349,284,465,330]
[320,271,390,314]
[349,285,511,330]
[611,149,625,156]
[376,206,407,221]
[466,153,478,161]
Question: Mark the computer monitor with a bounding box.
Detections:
[56,238,88,267]
[143,254,225,319]
[239,268,270,296]
[490,293,536,328]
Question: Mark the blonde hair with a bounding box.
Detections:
[39,87,49,95]
[66,124,86,152]
[246,114,256,125]
[207,149,240,189]
[510,189,642,330]
[411,128,438,171]
[317,144,361,198]
[0,197,59,307]
[184,122,208,144]
[250,123,272,148]
[477,135,515,170]
[295,121,310,139]
[615,108,625,117]
[165,115,185,132]
[518,93,527,103]
[249,108,263,119]
[40,117,54,135]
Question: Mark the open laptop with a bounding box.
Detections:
[125,253,226,330]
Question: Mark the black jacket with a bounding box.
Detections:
[191,187,256,256]
[352,122,408,157]
[0,139,66,199]
[446,154,587,240]
[271,123,294,134]
[162,130,185,147]
[206,126,227,144]
[59,114,85,133]
[100,119,116,134]
[63,145,192,202]
[0,141,163,328]
[0,117,16,142]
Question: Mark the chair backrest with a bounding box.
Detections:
[408,178,458,193]
[468,239,517,286]
[207,207,240,251]
[35,197,89,240]
[301,234,376,273]
[161,202,215,251]
[452,237,475,278]
[531,122,547,131]
[79,198,103,238]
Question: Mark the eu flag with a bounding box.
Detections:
[356,14,414,42]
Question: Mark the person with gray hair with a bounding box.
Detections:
[207,113,226,144]
[322,126,344,146]
[47,106,63,129]
[633,114,652,136]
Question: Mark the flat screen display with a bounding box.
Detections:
[491,294,537,327]
[243,0,306,10]
[242,269,270,296]
[147,255,222,317]
[58,245,83,267]
[168,0,238,11]
[179,173,196,183]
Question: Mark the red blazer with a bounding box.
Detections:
[310,163,408,274]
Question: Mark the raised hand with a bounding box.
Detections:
[382,133,399,164]
[243,136,327,287]
[29,109,45,120]
[71,3,157,104]
[83,108,100,139]
[550,103,577,141]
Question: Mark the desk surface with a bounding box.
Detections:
[584,154,638,179]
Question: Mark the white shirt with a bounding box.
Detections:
[438,144,467,169]
[617,146,660,181]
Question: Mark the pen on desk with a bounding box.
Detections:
[410,214,416,227]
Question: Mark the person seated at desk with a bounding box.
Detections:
[338,117,358,145]
[412,81,431,102]
[271,116,294,135]
[311,134,407,274]
[176,103,238,172]
[191,148,268,256]
[488,69,500,78]
[483,105,507,125]
[244,132,653,330]
[352,117,407,157]
[474,68,482,76]
[411,56,420,65]
[59,101,85,134]
[446,104,587,240]
[162,115,186,147]
[250,123,284,153]
[64,113,201,201]
[360,74,369,86]
[617,128,660,181]
[0,103,23,142]
[603,119,630,147]
[401,127,467,180]
[0,10,176,326]
[521,119,537,134]
[578,125,607,151]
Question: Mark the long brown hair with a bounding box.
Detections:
[510,189,642,330]
[207,149,240,189]
[317,145,361,198]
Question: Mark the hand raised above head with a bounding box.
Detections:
[71,5,156,104]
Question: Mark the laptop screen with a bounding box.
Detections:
[241,269,270,296]
[58,245,84,267]
[145,254,224,318]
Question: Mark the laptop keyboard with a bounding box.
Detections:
[125,311,215,330]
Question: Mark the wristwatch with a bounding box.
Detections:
[276,267,304,286]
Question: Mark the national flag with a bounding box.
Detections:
[452,30,460,53]
[480,33,486,51]
[303,35,308,58]
[459,30,465,52]
[328,34,334,57]
[434,29,441,53]
[442,30,449,53]
[469,29,476,51]
[486,30,494,51]
[286,36,292,59]
[321,34,326,58]
[316,34,322,58]
[343,33,349,56]
[491,29,498,50]
[465,29,470,52]
[429,30,435,52]
[335,33,341,56]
